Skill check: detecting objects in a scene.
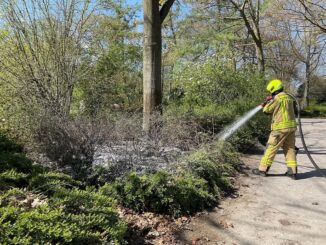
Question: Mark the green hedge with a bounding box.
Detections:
[302,102,326,118]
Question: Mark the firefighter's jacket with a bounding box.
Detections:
[263,92,297,131]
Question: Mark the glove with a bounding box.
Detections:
[261,95,273,107]
[265,95,273,102]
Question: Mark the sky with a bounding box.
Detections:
[127,0,140,3]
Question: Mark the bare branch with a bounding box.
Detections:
[0,0,95,115]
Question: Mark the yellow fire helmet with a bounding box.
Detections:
[266,79,283,93]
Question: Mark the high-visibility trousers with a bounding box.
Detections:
[259,128,297,173]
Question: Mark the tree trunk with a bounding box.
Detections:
[143,0,162,133]
[302,62,310,108]
[255,41,265,73]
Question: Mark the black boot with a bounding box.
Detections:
[295,146,299,155]
[266,166,271,175]
[252,168,267,177]
[285,167,297,180]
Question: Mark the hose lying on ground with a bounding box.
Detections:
[289,93,326,178]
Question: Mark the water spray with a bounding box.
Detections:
[218,105,263,141]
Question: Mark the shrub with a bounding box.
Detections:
[186,142,238,196]
[102,171,216,217]
[0,170,29,190]
[0,188,126,244]
[0,151,35,174]
[170,173,216,216]
[98,141,241,217]
[0,188,27,207]
[28,172,83,196]
[0,204,126,244]
[171,59,265,113]
[0,131,23,153]
[159,112,212,149]
[0,205,80,244]
[0,128,128,243]
[302,101,326,118]
[169,59,270,149]
[209,142,240,170]
[0,131,43,175]
[35,115,106,179]
[187,152,230,196]
[49,187,126,243]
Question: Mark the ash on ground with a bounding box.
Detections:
[93,139,189,178]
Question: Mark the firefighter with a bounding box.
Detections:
[253,79,298,179]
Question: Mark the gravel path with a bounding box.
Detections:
[178,118,326,245]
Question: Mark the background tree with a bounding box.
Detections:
[75,0,142,117]
[263,2,302,84]
[276,0,326,107]
[229,0,266,73]
[292,0,326,33]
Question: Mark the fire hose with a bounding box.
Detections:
[288,93,326,178]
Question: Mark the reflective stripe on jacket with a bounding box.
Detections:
[263,92,297,131]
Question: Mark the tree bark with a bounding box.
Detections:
[256,41,265,73]
[143,0,162,133]
[142,0,175,133]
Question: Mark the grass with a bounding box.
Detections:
[301,101,326,118]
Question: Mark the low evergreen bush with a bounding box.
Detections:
[0,202,126,244]
[0,170,29,190]
[101,171,216,217]
[0,186,126,244]
[28,172,83,196]
[0,132,127,244]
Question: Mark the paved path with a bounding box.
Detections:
[178,118,326,245]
